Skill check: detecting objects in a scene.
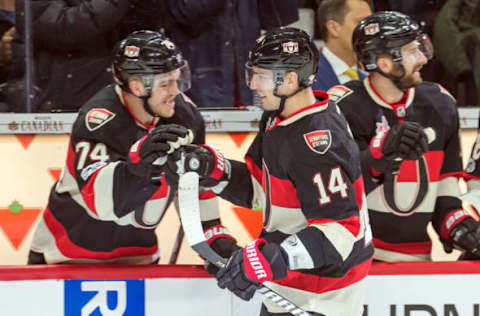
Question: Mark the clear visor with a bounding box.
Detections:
[245,62,276,91]
[401,34,434,62]
[149,61,191,96]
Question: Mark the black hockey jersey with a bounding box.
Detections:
[463,131,480,211]
[219,91,373,316]
[30,85,218,264]
[464,132,480,187]
[332,78,464,262]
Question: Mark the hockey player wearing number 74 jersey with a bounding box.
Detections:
[27,30,228,265]
[173,27,374,316]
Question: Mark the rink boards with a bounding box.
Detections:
[0,262,480,316]
[0,110,478,265]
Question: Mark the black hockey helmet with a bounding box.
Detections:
[353,11,433,71]
[246,27,319,92]
[112,30,191,94]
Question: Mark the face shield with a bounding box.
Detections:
[245,62,277,91]
[418,33,434,60]
[401,33,434,63]
[144,60,191,97]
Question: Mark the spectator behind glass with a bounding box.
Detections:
[6,0,165,112]
[161,0,299,108]
[0,0,14,74]
[313,0,372,91]
[434,0,480,106]
[0,0,14,112]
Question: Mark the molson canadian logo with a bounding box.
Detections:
[8,119,65,132]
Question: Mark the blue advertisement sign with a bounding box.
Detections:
[65,279,145,316]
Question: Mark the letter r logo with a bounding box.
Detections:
[81,281,126,316]
[65,280,145,316]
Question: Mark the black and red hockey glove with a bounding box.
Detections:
[216,239,288,301]
[203,224,241,275]
[181,144,231,189]
[127,124,193,181]
[441,209,480,259]
[365,121,428,175]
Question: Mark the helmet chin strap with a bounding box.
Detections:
[140,95,160,118]
[271,86,306,118]
[376,62,407,92]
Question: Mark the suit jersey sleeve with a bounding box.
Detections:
[60,131,168,230]
[431,89,464,234]
[216,113,274,210]
[465,132,480,190]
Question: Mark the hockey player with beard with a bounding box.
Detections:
[173,27,374,316]
[27,30,239,264]
[330,11,480,262]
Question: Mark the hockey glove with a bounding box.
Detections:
[366,121,428,174]
[203,224,241,275]
[127,124,193,181]
[216,239,288,301]
[181,144,231,188]
[441,210,480,258]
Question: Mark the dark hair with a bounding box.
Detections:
[316,0,368,40]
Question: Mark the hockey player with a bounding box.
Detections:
[27,30,239,264]
[175,27,374,316]
[331,11,480,262]
[460,135,480,259]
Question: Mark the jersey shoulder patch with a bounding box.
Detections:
[85,108,116,131]
[303,130,332,154]
[327,85,353,103]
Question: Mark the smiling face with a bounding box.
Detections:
[396,40,428,89]
[246,66,282,111]
[145,69,183,118]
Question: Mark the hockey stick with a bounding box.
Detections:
[460,189,480,212]
[169,225,184,264]
[169,199,184,264]
[178,171,312,316]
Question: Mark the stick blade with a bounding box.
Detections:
[178,172,205,246]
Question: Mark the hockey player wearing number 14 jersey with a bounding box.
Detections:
[175,27,373,316]
[332,11,480,262]
[27,31,237,264]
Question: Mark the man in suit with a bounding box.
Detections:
[313,0,372,91]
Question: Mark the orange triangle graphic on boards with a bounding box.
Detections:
[48,168,62,181]
[231,206,263,240]
[15,134,36,149]
[228,132,250,148]
[0,201,42,250]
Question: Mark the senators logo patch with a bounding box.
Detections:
[364,23,380,35]
[282,41,299,53]
[327,86,353,103]
[304,130,332,154]
[85,108,116,131]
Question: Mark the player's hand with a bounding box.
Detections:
[179,144,231,188]
[216,239,288,301]
[127,124,193,181]
[367,121,428,174]
[203,225,240,275]
[441,210,480,259]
